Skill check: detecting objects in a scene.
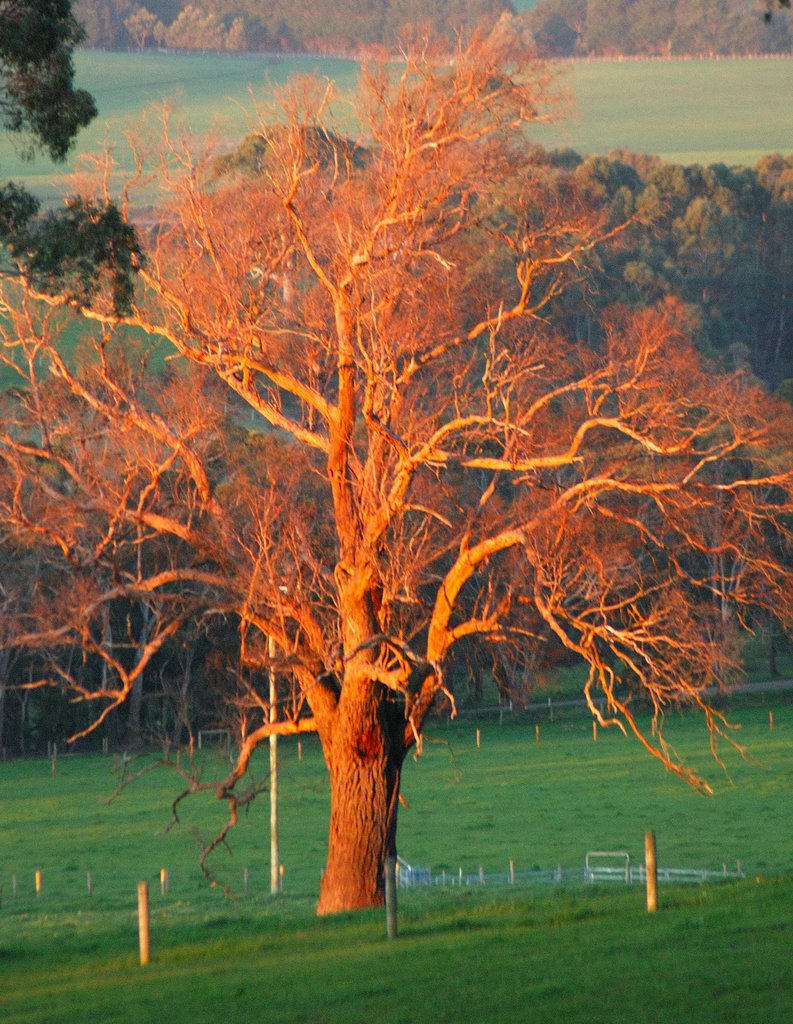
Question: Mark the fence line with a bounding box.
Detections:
[451,678,793,726]
[452,695,607,722]
[395,855,745,890]
[96,45,793,66]
[4,677,789,762]
[0,850,747,915]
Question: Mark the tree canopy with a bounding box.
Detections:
[1,31,792,915]
[0,0,96,160]
[0,0,141,312]
[494,147,793,391]
[0,0,95,255]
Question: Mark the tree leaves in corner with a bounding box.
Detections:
[0,1,141,312]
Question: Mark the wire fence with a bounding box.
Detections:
[0,865,221,913]
[395,854,746,891]
[451,678,793,726]
[0,849,748,919]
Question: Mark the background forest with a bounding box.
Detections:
[74,0,793,55]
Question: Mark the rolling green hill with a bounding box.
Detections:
[2,51,790,208]
[534,56,793,165]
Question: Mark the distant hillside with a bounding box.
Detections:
[526,0,792,57]
[74,0,792,55]
[74,0,512,53]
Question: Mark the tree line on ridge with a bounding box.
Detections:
[73,0,793,56]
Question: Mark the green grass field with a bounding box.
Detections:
[0,51,360,204]
[2,880,792,1024]
[1,703,792,1022]
[1,51,791,205]
[535,57,793,166]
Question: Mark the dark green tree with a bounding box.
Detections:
[0,0,96,160]
[0,0,140,311]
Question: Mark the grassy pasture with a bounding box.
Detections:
[1,51,791,205]
[535,56,793,166]
[0,51,360,204]
[2,703,792,903]
[1,703,792,1022]
[2,880,792,1024]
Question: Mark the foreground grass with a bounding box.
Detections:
[1,879,791,1024]
[1,703,792,1021]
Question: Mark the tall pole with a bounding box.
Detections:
[385,856,398,939]
[269,633,280,894]
[645,830,658,913]
[137,881,150,966]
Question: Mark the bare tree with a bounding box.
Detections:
[1,34,792,914]
[123,7,160,51]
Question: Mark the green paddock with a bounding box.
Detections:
[1,702,791,1022]
[2,51,791,205]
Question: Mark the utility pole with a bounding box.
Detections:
[269,632,280,894]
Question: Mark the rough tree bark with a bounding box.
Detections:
[318,694,404,913]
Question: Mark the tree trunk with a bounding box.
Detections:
[317,699,404,915]
[17,688,29,755]
[127,677,144,743]
[127,601,157,745]
[767,619,778,677]
[0,648,8,755]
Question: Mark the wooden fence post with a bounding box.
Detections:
[645,831,658,913]
[137,881,150,965]
[160,868,168,896]
[385,856,398,940]
[35,869,42,897]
